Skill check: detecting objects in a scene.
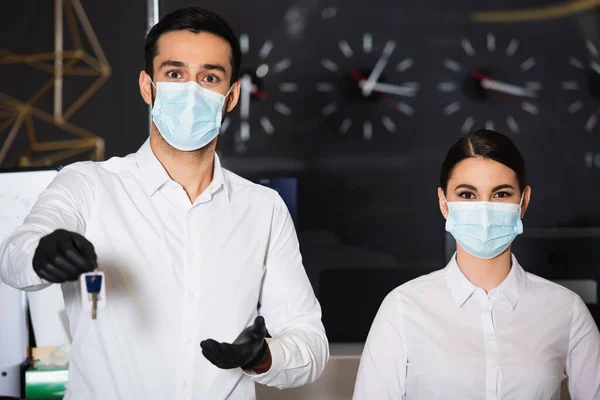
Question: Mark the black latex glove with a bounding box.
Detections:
[201,316,269,370]
[32,229,97,283]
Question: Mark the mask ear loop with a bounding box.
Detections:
[224,84,235,102]
[518,190,526,217]
[149,76,157,108]
[519,190,525,206]
[222,84,235,114]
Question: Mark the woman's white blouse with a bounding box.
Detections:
[353,254,600,400]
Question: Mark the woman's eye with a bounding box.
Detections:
[495,191,512,199]
[458,191,476,200]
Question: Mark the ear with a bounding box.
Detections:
[139,71,153,106]
[520,186,532,219]
[225,80,240,112]
[438,187,448,219]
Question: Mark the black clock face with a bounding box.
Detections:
[560,39,600,133]
[297,8,431,158]
[434,29,544,136]
[309,32,420,149]
[217,32,301,155]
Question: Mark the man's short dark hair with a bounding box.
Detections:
[144,7,241,85]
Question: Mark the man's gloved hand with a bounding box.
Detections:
[201,316,269,370]
[33,229,97,283]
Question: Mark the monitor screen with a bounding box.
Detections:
[0,167,59,395]
[255,177,298,224]
[319,265,440,342]
[255,174,445,342]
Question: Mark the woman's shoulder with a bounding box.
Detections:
[523,270,582,302]
[383,268,448,304]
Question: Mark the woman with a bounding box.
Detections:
[353,130,600,400]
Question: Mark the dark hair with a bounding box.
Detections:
[144,7,241,85]
[440,129,527,193]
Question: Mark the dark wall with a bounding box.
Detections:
[0,0,149,166]
[156,0,600,267]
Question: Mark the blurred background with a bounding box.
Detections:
[1,0,599,347]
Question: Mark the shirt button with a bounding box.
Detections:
[182,381,189,389]
[188,292,195,300]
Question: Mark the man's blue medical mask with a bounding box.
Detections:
[150,80,232,151]
[444,194,524,260]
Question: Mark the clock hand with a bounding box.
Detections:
[481,79,537,98]
[358,81,417,97]
[349,69,366,81]
[347,69,412,113]
[250,84,268,100]
[350,69,416,97]
[362,40,396,96]
[240,75,252,120]
[473,69,537,98]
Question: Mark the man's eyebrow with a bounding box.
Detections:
[202,63,226,73]
[158,60,227,74]
[159,60,186,69]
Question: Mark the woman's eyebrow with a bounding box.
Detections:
[454,184,477,191]
[492,184,515,191]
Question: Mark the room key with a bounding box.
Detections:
[85,274,103,320]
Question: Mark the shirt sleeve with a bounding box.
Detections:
[566,294,600,399]
[0,163,97,291]
[244,191,329,389]
[353,290,407,400]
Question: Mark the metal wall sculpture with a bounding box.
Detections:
[0,0,111,167]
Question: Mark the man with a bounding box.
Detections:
[0,7,329,399]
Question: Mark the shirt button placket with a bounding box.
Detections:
[180,209,195,400]
[481,296,499,400]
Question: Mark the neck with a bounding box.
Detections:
[150,130,215,203]
[455,246,512,292]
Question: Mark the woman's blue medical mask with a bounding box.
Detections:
[150,80,232,151]
[444,194,524,260]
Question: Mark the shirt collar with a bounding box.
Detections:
[495,254,527,310]
[135,139,170,196]
[445,253,527,310]
[135,139,230,203]
[445,253,478,307]
[203,152,230,204]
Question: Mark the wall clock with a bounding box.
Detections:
[435,31,544,135]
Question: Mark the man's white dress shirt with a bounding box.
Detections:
[0,140,329,400]
[353,253,600,400]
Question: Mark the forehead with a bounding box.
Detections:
[155,30,232,71]
[449,157,518,186]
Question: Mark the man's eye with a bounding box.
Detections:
[204,75,220,83]
[167,71,181,79]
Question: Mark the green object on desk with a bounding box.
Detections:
[25,363,68,399]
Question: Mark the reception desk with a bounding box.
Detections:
[257,344,362,400]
